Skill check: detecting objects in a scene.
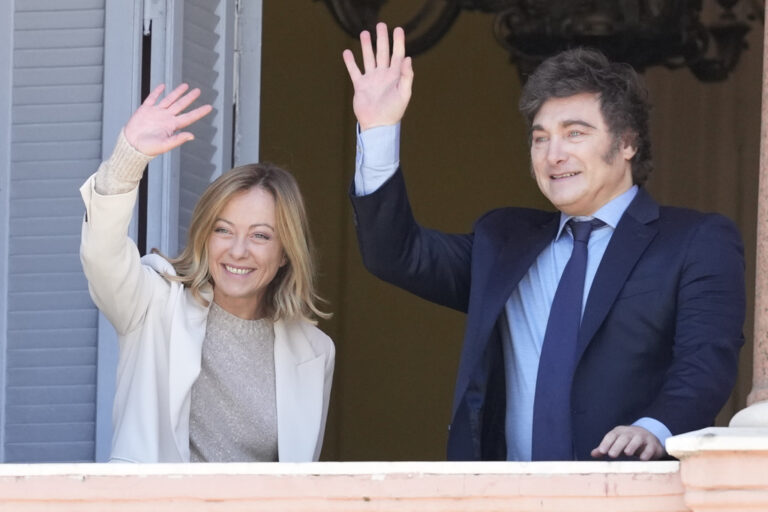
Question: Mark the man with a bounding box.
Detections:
[343,23,745,461]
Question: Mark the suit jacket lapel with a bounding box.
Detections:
[453,212,559,416]
[480,214,560,326]
[576,187,659,361]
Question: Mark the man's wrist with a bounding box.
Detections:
[632,417,672,448]
[354,123,401,196]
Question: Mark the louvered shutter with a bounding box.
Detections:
[1,0,248,462]
[5,0,106,462]
[178,0,234,250]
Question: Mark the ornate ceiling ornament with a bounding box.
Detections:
[318,0,764,81]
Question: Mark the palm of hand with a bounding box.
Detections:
[125,107,185,156]
[123,84,212,156]
[352,67,410,130]
[342,24,413,131]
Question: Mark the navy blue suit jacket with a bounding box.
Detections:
[350,169,745,460]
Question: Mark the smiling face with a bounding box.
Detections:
[207,186,286,319]
[530,92,636,216]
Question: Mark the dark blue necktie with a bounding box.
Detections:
[531,219,601,461]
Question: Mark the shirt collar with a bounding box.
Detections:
[555,185,639,240]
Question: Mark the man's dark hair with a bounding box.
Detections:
[519,48,653,186]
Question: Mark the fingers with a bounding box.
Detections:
[142,82,201,116]
[163,132,196,152]
[400,56,414,97]
[375,22,390,69]
[360,30,375,72]
[591,430,618,458]
[168,87,202,115]
[590,426,665,460]
[638,438,664,461]
[157,83,190,109]
[606,431,633,458]
[175,104,213,130]
[592,427,633,458]
[142,83,166,106]
[637,442,655,461]
[391,26,406,61]
[353,23,406,75]
[344,23,411,128]
[623,434,645,457]
[342,49,362,82]
[123,82,211,156]
[143,83,210,127]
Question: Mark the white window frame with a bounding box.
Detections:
[234,0,262,166]
[145,0,182,257]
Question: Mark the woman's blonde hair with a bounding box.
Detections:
[163,163,329,322]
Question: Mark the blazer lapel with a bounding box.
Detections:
[167,285,211,461]
[452,212,559,416]
[274,320,326,462]
[576,188,659,361]
[478,214,560,329]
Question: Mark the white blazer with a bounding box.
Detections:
[79,168,334,463]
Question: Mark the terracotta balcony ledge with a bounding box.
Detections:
[0,460,685,512]
[666,426,768,512]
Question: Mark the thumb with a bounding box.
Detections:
[165,132,195,151]
[399,57,414,99]
[148,132,194,155]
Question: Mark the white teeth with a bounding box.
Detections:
[225,265,252,275]
[552,172,577,179]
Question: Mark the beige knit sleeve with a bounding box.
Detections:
[94,130,154,195]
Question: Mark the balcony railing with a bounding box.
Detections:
[1,428,767,511]
[0,459,684,511]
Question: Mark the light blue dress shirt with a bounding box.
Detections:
[354,123,672,460]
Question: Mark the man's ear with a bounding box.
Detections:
[621,134,638,161]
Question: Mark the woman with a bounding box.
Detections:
[80,84,334,463]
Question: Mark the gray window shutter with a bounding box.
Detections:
[178,0,234,250]
[5,0,106,462]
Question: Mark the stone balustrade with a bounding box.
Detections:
[0,460,686,511]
